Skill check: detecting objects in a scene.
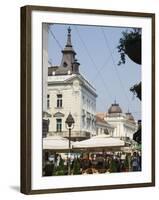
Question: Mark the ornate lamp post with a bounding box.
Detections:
[65,113,75,175]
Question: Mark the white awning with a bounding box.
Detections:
[43,135,74,150]
[73,134,125,149]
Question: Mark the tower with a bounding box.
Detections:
[54,27,80,75]
[47,27,97,140]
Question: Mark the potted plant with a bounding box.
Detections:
[109,159,117,173]
[117,28,141,65]
[124,155,130,172]
[72,158,81,175]
[53,159,67,176]
[130,82,141,100]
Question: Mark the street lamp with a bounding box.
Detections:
[65,113,75,175]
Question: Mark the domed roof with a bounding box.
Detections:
[126,112,135,121]
[108,102,122,114]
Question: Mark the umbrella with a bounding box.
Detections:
[72,134,125,150]
[43,135,74,151]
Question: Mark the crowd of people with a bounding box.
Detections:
[43,151,141,176]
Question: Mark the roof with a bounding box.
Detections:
[96,115,107,124]
[126,112,135,122]
[50,27,78,76]
[48,74,76,82]
[108,102,122,114]
[48,66,59,76]
[96,112,106,119]
[48,73,97,97]
[96,113,113,128]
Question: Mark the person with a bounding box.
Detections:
[43,160,54,176]
[81,157,91,170]
[115,156,121,172]
[56,154,61,167]
[131,152,140,171]
[137,152,142,171]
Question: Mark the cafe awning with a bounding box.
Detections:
[43,135,74,150]
[73,134,125,150]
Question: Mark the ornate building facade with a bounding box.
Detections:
[45,26,137,143]
[47,27,97,141]
[96,102,138,142]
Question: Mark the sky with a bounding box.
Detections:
[47,24,141,120]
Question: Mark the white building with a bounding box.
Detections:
[45,26,137,143]
[42,23,49,113]
[104,102,138,141]
[47,27,97,141]
[42,24,50,138]
[96,113,114,136]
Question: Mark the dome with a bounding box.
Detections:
[126,112,135,121]
[108,103,122,114]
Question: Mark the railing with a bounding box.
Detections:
[51,131,91,138]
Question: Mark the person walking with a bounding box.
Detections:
[131,152,140,171]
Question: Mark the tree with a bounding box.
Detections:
[117,28,141,101]
[130,82,141,101]
[53,159,67,176]
[72,158,81,175]
[117,28,141,144]
[117,28,141,66]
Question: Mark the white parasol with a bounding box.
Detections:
[43,135,74,150]
[73,134,125,150]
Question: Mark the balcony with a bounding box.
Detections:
[52,131,91,139]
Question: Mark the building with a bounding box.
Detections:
[45,26,137,143]
[42,24,50,138]
[105,101,138,141]
[95,102,137,146]
[47,27,97,141]
[96,113,114,136]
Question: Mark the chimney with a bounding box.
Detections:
[72,59,80,74]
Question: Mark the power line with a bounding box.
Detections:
[91,47,117,81]
[48,25,63,50]
[48,25,75,71]
[74,26,114,102]
[48,25,139,117]
[49,25,112,109]
[101,28,133,110]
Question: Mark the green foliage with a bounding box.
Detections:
[72,159,81,175]
[130,82,141,100]
[53,159,68,176]
[117,28,141,65]
[124,155,129,169]
[109,159,117,173]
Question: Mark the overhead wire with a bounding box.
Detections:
[48,25,63,50]
[73,26,114,103]
[48,25,140,119]
[48,25,108,110]
[100,27,133,111]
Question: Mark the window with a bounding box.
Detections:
[63,62,67,67]
[56,119,62,132]
[57,94,62,108]
[82,96,85,104]
[104,128,109,135]
[47,94,50,108]
[87,118,91,129]
[82,110,85,127]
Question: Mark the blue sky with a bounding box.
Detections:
[48,24,141,120]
